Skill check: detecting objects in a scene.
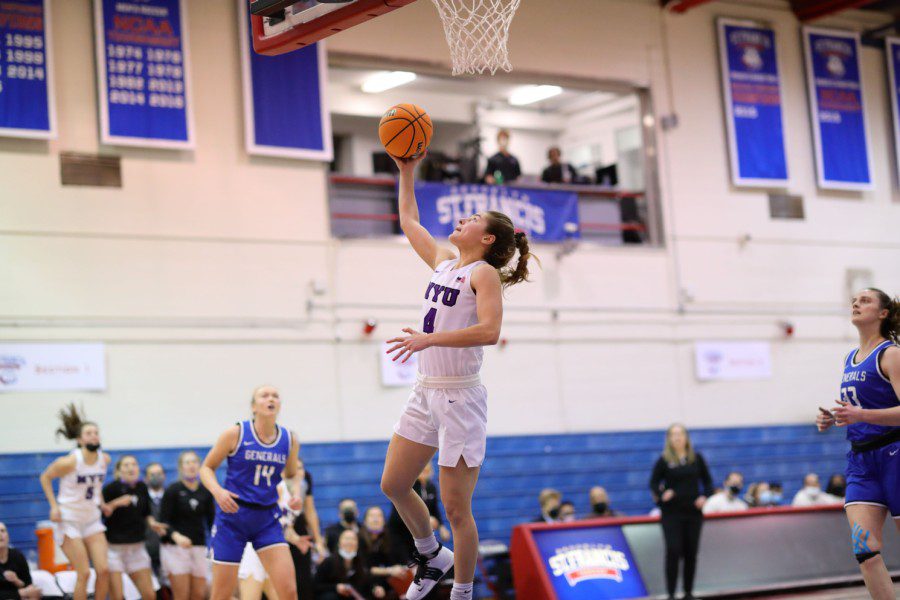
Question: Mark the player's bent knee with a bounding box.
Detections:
[442,501,471,526]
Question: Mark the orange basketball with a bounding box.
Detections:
[378,103,433,159]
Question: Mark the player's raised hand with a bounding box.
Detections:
[386,328,432,363]
[833,399,865,426]
[816,407,835,432]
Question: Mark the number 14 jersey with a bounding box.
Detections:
[841,340,899,444]
[224,420,291,507]
[419,259,487,378]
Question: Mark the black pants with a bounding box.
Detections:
[289,541,314,600]
[660,511,703,597]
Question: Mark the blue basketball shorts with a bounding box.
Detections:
[210,505,285,564]
[845,441,900,518]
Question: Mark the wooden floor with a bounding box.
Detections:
[743,582,899,599]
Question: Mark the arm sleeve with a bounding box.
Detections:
[305,471,313,497]
[649,457,665,495]
[102,482,116,503]
[159,486,175,543]
[484,156,498,178]
[697,454,714,497]
[14,551,31,586]
[512,158,521,180]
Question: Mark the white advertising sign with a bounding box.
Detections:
[694,341,772,381]
[0,343,106,391]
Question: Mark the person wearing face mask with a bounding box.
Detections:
[103,455,166,600]
[39,404,112,600]
[791,473,842,507]
[316,530,386,600]
[702,472,748,514]
[143,463,166,583]
[557,501,576,523]
[325,499,360,554]
[159,451,215,600]
[765,482,784,507]
[588,486,622,518]
[533,489,562,523]
[360,507,406,598]
[825,473,847,500]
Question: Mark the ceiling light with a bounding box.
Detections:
[508,85,563,106]
[361,71,417,93]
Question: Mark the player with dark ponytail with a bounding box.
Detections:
[39,404,112,600]
[818,289,900,600]
[380,152,534,600]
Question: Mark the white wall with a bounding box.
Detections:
[2,0,900,453]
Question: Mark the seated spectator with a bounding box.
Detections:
[541,147,578,184]
[315,529,385,600]
[484,129,521,185]
[144,462,166,581]
[0,522,40,600]
[825,474,846,500]
[702,472,748,514]
[744,482,769,508]
[386,462,448,562]
[533,488,562,523]
[792,474,841,507]
[767,482,784,506]
[360,507,406,598]
[588,486,622,517]
[558,501,576,523]
[325,498,360,554]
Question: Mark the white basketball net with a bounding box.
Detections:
[430,0,521,76]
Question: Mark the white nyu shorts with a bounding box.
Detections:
[108,543,152,574]
[161,545,208,578]
[393,373,487,468]
[54,519,106,546]
[238,543,266,582]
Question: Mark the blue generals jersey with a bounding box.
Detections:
[841,340,899,444]
[223,420,291,507]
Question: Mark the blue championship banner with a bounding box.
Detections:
[413,182,580,243]
[94,0,194,148]
[887,37,900,185]
[716,19,788,187]
[0,0,55,139]
[238,0,332,161]
[802,27,872,190]
[532,527,648,599]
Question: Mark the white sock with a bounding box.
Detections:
[413,533,439,555]
[450,582,474,599]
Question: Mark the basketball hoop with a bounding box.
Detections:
[430,0,521,76]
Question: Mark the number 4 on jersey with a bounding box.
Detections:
[423,308,437,334]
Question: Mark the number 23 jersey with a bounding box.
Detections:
[841,340,899,444]
[419,259,487,378]
[224,420,291,507]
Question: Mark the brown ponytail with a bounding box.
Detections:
[867,288,900,344]
[483,211,538,289]
[55,403,95,442]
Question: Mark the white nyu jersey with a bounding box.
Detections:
[57,449,107,522]
[418,259,486,377]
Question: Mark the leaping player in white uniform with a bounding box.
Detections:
[39,404,113,600]
[381,152,534,600]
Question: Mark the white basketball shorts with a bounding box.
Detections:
[54,518,106,546]
[108,543,152,574]
[237,543,266,582]
[393,373,487,468]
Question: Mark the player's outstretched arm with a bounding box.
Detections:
[834,348,900,426]
[200,425,240,513]
[392,152,455,270]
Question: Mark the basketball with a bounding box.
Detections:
[378,103,433,159]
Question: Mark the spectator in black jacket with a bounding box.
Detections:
[315,529,385,600]
[588,486,622,518]
[0,522,39,600]
[387,462,448,561]
[541,147,578,184]
[649,424,713,600]
[484,130,521,185]
[360,506,406,598]
[158,451,214,600]
[103,455,165,600]
[143,462,166,581]
[325,498,359,554]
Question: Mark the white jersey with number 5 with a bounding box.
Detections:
[418,259,487,377]
[57,449,107,522]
